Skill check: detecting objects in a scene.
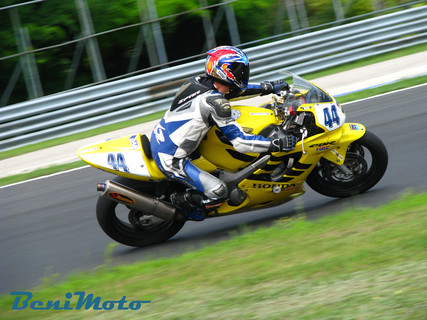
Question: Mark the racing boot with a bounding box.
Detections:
[170,190,223,220]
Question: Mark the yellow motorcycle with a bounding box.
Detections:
[77,72,388,247]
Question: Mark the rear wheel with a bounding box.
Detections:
[306,131,388,198]
[96,177,186,247]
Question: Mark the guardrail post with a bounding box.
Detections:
[200,0,217,50]
[145,0,168,64]
[332,0,346,21]
[296,0,309,29]
[64,35,86,90]
[10,8,43,99]
[223,0,240,45]
[75,0,106,82]
[284,0,301,31]
[1,63,22,106]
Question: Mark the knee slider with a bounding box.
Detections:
[211,183,228,199]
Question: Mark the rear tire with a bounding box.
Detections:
[96,177,186,247]
[306,130,388,198]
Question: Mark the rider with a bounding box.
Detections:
[150,46,296,216]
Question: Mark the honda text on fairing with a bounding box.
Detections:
[77,72,388,247]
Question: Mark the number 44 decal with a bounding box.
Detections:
[107,153,129,172]
[323,105,340,128]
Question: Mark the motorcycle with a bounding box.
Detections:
[77,72,388,247]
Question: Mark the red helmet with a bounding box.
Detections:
[205,46,250,92]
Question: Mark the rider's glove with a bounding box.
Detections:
[260,80,289,96]
[269,135,297,152]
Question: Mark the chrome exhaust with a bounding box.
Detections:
[97,180,177,221]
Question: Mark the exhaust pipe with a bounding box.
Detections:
[97,180,177,220]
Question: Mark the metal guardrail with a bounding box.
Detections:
[1,6,426,152]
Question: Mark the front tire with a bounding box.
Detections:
[306,130,388,198]
[96,177,186,247]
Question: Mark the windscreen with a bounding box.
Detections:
[286,72,333,103]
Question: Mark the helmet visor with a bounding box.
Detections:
[231,62,250,90]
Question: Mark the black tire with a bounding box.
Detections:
[96,176,186,247]
[306,130,388,198]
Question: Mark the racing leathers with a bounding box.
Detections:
[150,75,285,205]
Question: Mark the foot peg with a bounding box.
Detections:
[171,191,223,212]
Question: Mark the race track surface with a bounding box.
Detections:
[1,85,426,294]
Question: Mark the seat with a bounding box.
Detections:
[141,134,153,159]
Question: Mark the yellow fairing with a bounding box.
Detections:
[76,134,165,181]
[207,120,365,215]
[321,123,366,165]
[199,105,280,171]
[212,181,306,215]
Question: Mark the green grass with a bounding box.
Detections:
[336,74,427,104]
[1,192,426,319]
[0,160,86,186]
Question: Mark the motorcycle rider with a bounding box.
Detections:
[150,46,297,218]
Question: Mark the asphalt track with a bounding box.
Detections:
[1,85,426,295]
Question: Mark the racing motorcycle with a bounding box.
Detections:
[77,72,388,247]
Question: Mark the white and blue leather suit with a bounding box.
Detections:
[150,75,272,201]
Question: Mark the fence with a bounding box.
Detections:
[1,5,426,151]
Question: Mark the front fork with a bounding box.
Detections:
[321,123,367,178]
[334,163,353,178]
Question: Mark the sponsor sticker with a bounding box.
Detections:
[178,90,201,105]
[252,183,301,191]
[250,112,271,116]
[332,149,344,161]
[153,123,166,144]
[129,135,139,150]
[108,192,136,205]
[316,146,330,152]
[310,141,336,148]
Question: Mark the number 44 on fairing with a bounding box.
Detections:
[107,153,129,172]
[316,104,345,131]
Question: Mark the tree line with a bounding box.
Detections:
[0,0,415,105]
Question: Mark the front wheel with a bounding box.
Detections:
[306,130,388,198]
[96,177,186,247]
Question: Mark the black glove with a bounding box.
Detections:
[269,135,297,152]
[260,80,289,96]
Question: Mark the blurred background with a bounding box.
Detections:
[0,0,423,106]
